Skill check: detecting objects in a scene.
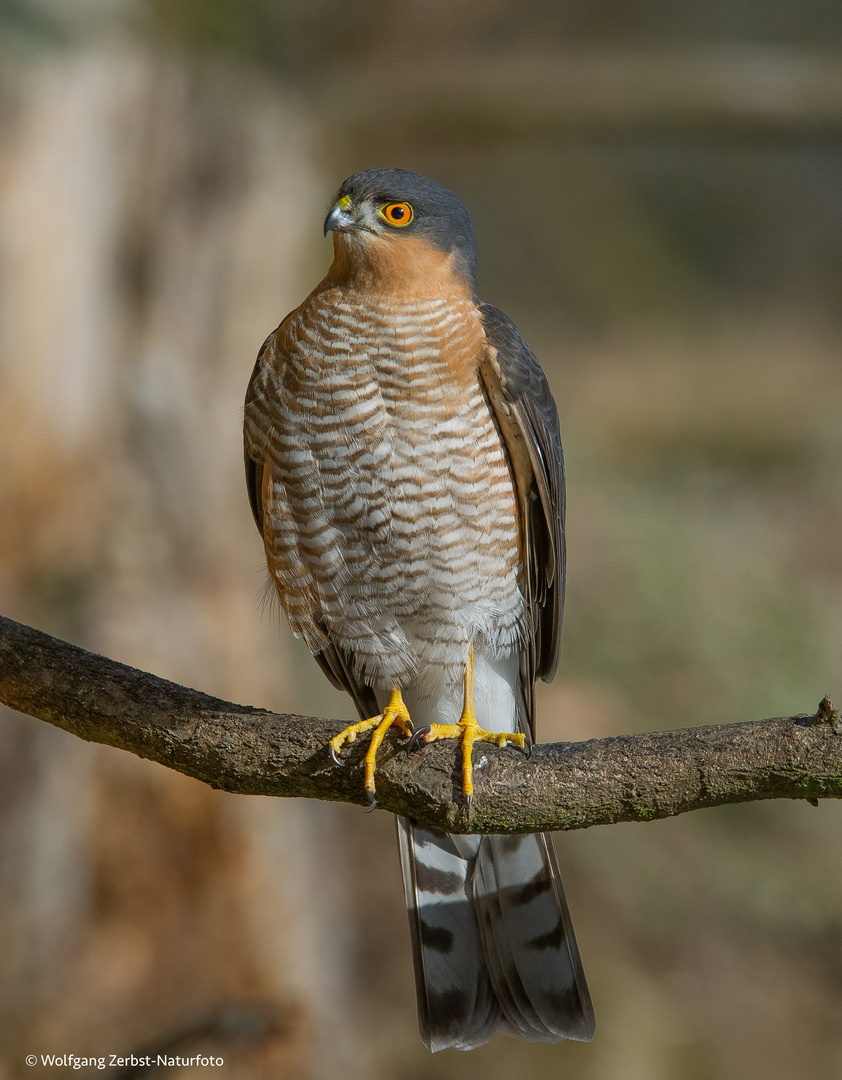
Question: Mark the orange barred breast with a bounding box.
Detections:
[244,284,526,693]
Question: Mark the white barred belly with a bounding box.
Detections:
[244,286,527,700]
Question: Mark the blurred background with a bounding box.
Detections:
[0,1,841,1077]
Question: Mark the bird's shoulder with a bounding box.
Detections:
[478,304,561,443]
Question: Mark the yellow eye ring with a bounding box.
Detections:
[378,201,414,227]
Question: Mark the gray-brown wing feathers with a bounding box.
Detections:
[478,303,566,687]
[244,330,276,535]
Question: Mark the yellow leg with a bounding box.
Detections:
[329,687,413,806]
[411,647,526,805]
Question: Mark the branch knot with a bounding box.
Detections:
[813,695,841,733]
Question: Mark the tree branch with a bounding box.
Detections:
[1,614,839,834]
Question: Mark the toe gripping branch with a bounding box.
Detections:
[328,687,413,809]
[328,651,530,810]
[406,647,528,809]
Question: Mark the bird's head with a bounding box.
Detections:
[323,168,478,295]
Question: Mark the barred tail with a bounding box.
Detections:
[397,819,594,1051]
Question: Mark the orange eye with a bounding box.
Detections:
[379,201,414,227]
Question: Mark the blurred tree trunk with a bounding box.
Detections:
[0,40,365,1079]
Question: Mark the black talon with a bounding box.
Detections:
[520,735,532,758]
[329,745,345,767]
[406,725,432,753]
[366,791,378,812]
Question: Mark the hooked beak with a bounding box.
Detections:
[324,198,356,236]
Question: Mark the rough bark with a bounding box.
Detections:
[1,614,839,834]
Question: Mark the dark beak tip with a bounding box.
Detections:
[324,204,355,237]
[323,204,340,237]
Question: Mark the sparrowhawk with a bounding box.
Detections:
[243,168,595,1051]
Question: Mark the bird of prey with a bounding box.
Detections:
[243,168,595,1051]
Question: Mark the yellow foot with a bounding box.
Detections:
[407,648,527,806]
[328,687,413,808]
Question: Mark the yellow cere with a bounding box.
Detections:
[338,195,353,212]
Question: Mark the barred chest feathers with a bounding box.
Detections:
[245,285,528,696]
